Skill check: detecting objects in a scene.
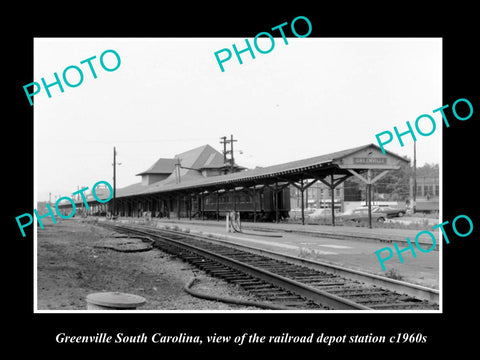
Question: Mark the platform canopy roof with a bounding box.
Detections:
[116,143,409,198]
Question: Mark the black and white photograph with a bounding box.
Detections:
[8,5,478,355]
[33,37,442,313]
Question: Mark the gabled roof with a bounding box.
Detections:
[125,144,234,195]
[136,158,177,176]
[123,143,409,197]
[174,144,226,169]
[138,144,366,195]
[201,151,226,169]
[160,145,225,184]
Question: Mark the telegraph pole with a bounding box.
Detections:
[220,136,227,174]
[113,146,116,216]
[175,158,181,183]
[413,141,417,214]
[229,134,237,173]
[220,135,238,174]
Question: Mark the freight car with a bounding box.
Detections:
[202,185,291,221]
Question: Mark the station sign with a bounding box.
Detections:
[334,144,407,170]
[353,157,387,165]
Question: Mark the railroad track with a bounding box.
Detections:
[97,221,439,311]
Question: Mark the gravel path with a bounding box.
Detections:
[37,219,261,311]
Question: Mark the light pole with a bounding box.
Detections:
[229,134,236,173]
[112,147,122,217]
[413,141,417,214]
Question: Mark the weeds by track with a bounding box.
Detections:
[98,221,439,311]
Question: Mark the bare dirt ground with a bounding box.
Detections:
[37,219,261,311]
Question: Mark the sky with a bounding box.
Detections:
[34,38,442,202]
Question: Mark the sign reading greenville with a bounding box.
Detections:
[353,157,387,165]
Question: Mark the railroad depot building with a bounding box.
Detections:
[116,144,248,219]
[58,143,409,224]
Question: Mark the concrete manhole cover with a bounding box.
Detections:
[94,237,153,252]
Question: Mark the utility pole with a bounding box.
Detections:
[113,146,117,216]
[220,136,228,174]
[229,134,237,173]
[413,141,417,214]
[220,134,238,174]
[367,170,372,229]
[112,147,123,217]
[220,136,227,168]
[175,158,181,183]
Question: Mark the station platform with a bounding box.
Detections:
[108,217,440,289]
[130,217,440,245]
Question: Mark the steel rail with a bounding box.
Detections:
[104,223,371,310]
[137,224,439,303]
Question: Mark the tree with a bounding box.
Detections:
[372,156,413,201]
[344,156,413,202]
[343,158,439,203]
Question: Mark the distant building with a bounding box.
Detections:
[36,201,49,214]
[290,182,344,211]
[410,176,439,200]
[409,165,439,213]
[289,180,393,214]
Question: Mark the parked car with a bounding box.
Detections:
[289,207,315,218]
[345,208,388,223]
[372,206,407,218]
[308,208,334,219]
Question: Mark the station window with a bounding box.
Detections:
[416,185,423,196]
[241,194,251,203]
